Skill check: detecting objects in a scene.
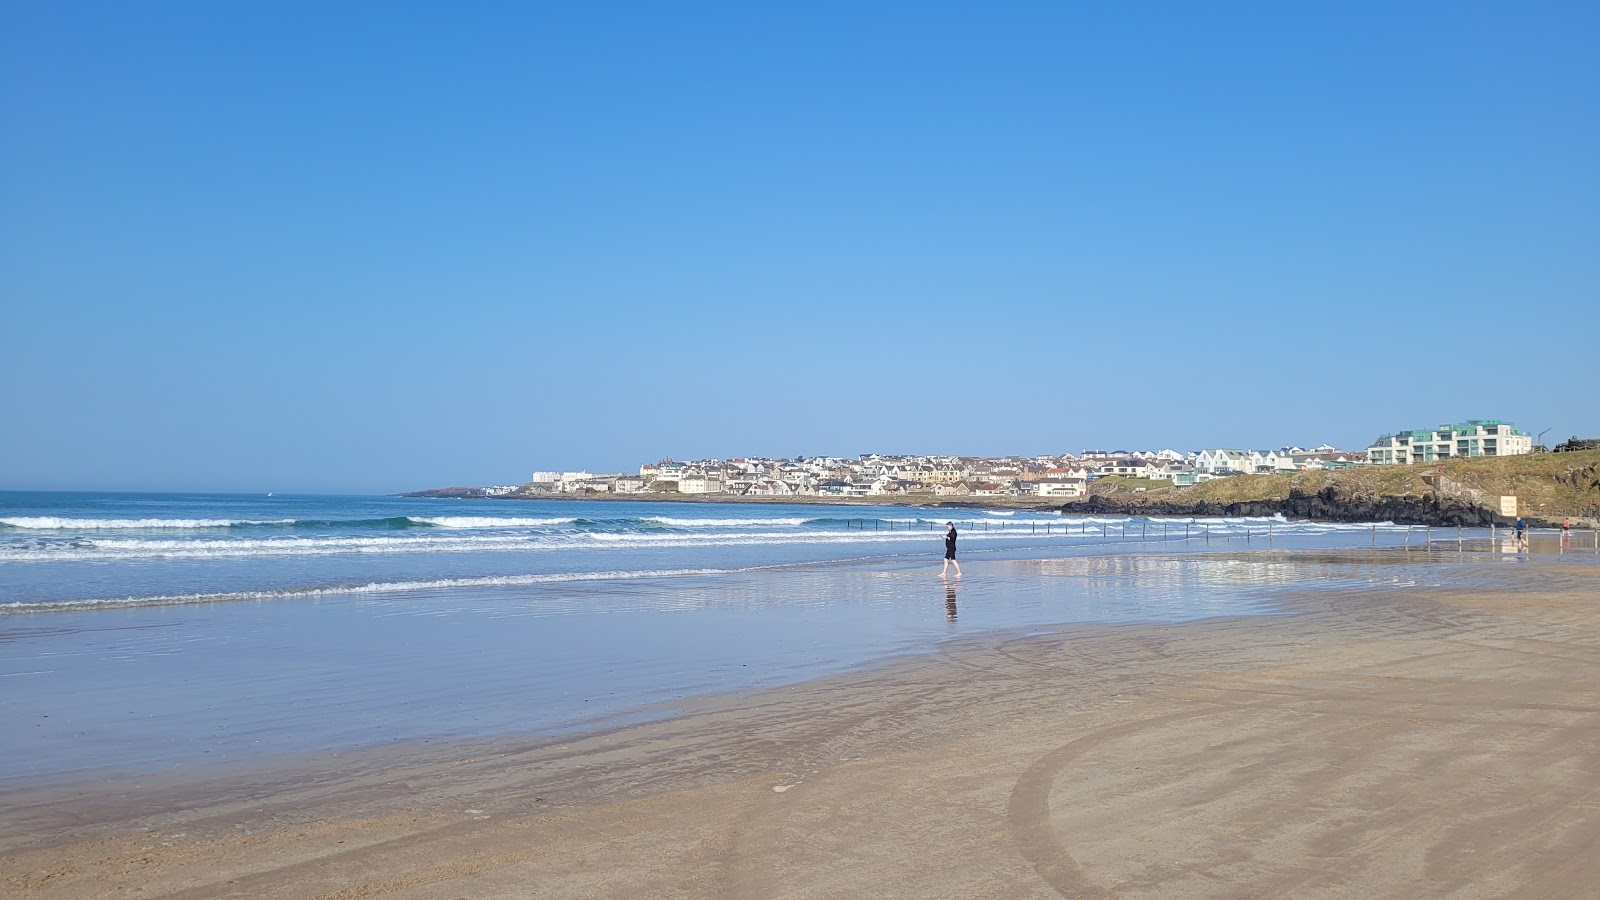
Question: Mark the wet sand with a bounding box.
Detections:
[4,552,1599,899]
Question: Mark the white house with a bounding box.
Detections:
[1194,449,1250,475]
[678,472,725,494]
[1044,466,1091,481]
[1099,459,1161,478]
[841,482,872,497]
[746,478,793,497]
[1034,477,1088,498]
[1148,463,1195,482]
[1247,450,1296,474]
[869,476,905,495]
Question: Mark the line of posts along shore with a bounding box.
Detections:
[838,518,1599,554]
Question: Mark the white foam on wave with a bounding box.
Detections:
[1,534,544,561]
[642,516,811,527]
[0,527,998,561]
[0,515,1417,562]
[0,566,754,614]
[410,516,577,528]
[0,516,296,530]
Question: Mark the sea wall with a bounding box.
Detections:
[1064,486,1525,527]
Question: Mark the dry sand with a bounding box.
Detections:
[4,553,1598,899]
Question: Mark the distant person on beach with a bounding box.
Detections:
[941,522,963,578]
[1562,518,1572,547]
[1515,516,1527,551]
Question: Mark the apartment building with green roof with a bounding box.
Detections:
[1366,419,1531,465]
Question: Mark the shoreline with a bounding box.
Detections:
[403,486,1058,512]
[406,449,1600,528]
[4,551,1598,897]
[401,486,1588,528]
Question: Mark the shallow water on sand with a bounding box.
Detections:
[7,492,1565,782]
[4,547,1545,782]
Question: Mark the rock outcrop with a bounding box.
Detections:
[1065,485,1527,527]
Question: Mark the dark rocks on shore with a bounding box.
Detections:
[1065,486,1528,528]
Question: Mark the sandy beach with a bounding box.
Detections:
[4,550,1598,899]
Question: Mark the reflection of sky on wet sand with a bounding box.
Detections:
[4,552,1590,782]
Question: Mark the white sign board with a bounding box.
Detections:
[1500,496,1518,517]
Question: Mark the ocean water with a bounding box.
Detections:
[0,492,1418,610]
[0,492,1440,780]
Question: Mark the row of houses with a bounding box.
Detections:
[521,419,1524,498]
[523,445,1367,498]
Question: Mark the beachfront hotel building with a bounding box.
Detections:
[1365,420,1531,465]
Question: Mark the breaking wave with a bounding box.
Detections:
[0,515,576,532]
[641,516,813,527]
[0,516,297,530]
[408,516,577,528]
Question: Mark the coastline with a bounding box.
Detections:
[407,449,1600,528]
[402,486,1056,511]
[401,486,1583,528]
[5,550,1598,898]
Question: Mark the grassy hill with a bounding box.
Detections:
[1087,450,1600,524]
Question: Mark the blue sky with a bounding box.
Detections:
[2,2,1595,493]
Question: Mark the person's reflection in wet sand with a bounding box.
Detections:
[944,581,958,621]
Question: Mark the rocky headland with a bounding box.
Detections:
[1064,485,1513,527]
[404,450,1600,529]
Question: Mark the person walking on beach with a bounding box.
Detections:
[940,521,963,578]
[1515,516,1527,551]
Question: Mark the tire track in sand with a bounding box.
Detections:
[1006,708,1213,899]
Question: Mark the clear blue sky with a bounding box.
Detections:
[3,2,1595,493]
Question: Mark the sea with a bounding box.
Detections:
[0,491,1444,781]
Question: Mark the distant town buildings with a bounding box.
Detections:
[1366,420,1531,465]
[518,417,1524,497]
